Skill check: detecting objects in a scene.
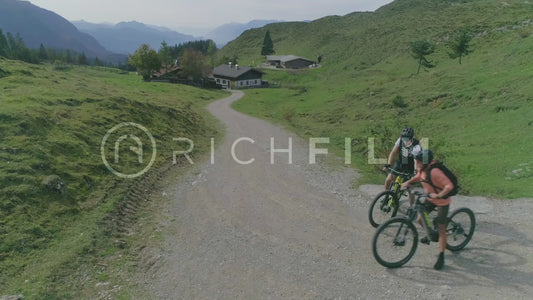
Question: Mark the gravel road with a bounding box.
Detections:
[136,90,533,299]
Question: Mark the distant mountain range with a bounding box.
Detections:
[72,21,198,55]
[73,19,285,54]
[0,0,284,61]
[0,0,122,62]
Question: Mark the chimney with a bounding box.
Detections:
[229,62,232,68]
[235,64,239,70]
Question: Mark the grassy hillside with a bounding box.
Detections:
[0,58,227,297]
[221,0,533,198]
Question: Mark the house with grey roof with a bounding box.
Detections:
[266,55,315,69]
[212,63,264,89]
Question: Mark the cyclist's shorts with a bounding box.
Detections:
[424,202,449,225]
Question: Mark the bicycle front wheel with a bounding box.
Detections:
[368,191,399,228]
[372,217,418,268]
[446,207,476,251]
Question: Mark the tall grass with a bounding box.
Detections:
[0,58,227,297]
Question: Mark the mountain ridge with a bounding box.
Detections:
[72,19,286,54]
[0,0,120,61]
[72,20,198,54]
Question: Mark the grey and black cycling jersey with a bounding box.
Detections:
[395,137,422,163]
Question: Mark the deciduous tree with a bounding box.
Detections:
[180,49,210,80]
[128,44,161,81]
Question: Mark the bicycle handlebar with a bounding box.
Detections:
[412,191,431,204]
[385,166,412,179]
[413,191,429,197]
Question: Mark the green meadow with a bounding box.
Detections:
[224,0,533,199]
[0,58,227,297]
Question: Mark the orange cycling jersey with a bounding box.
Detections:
[410,161,453,206]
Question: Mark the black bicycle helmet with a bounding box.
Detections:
[401,127,414,139]
[415,149,434,164]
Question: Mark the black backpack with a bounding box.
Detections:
[427,162,459,198]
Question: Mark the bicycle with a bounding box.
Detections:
[368,167,413,228]
[372,191,476,268]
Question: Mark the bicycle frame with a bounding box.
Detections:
[368,167,414,228]
[388,168,412,203]
[384,176,405,209]
[404,193,437,238]
[391,175,404,193]
[372,191,475,268]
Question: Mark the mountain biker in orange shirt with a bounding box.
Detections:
[401,149,454,270]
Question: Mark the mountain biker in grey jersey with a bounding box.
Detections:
[383,127,422,204]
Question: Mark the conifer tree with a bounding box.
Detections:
[158,41,173,71]
[448,29,472,64]
[261,30,275,56]
[38,43,48,61]
[0,29,8,58]
[206,40,217,66]
[78,52,88,65]
[410,39,435,74]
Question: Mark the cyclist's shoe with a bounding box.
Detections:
[434,252,445,270]
[420,236,431,245]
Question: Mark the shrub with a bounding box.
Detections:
[53,60,71,71]
[0,66,9,78]
[392,95,408,108]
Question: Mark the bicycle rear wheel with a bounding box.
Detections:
[369,191,399,228]
[372,217,418,268]
[446,207,476,251]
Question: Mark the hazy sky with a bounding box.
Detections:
[28,0,393,35]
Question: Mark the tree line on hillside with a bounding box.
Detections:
[0,28,117,67]
[0,27,225,79]
[129,39,230,82]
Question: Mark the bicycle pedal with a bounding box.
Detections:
[394,240,406,247]
[420,236,430,245]
[430,233,439,242]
